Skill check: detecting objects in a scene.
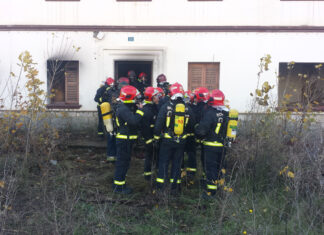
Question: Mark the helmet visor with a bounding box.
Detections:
[171,93,184,100]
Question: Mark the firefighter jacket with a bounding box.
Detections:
[131,80,147,95]
[195,106,229,147]
[186,103,197,136]
[191,102,208,123]
[115,103,144,140]
[106,87,120,111]
[157,95,170,111]
[154,99,196,144]
[94,84,111,104]
[191,102,208,143]
[140,103,158,144]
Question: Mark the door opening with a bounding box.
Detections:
[114,61,153,86]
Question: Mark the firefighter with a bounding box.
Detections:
[156,87,164,97]
[112,85,144,194]
[192,87,210,177]
[156,74,170,110]
[183,90,197,181]
[94,77,114,138]
[128,70,137,87]
[195,89,229,198]
[128,72,148,158]
[135,72,148,95]
[104,77,130,162]
[141,87,163,180]
[154,83,195,194]
[156,74,167,89]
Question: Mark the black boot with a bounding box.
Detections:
[112,185,133,195]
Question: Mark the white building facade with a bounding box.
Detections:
[1,0,324,113]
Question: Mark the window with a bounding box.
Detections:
[188,63,220,91]
[47,60,81,109]
[278,62,324,111]
[114,61,153,86]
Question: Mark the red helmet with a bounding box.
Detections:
[119,85,140,103]
[144,87,160,102]
[118,77,130,85]
[184,90,194,103]
[156,87,164,96]
[105,77,114,86]
[156,74,167,85]
[169,83,185,99]
[127,70,136,78]
[194,87,210,103]
[209,89,225,106]
[138,72,147,79]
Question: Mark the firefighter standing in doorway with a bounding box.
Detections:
[112,85,144,194]
[135,72,148,95]
[128,70,137,88]
[94,77,115,139]
[195,89,229,198]
[141,87,163,180]
[154,83,195,194]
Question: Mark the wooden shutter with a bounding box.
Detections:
[65,61,79,104]
[188,64,204,91]
[188,63,220,91]
[205,63,219,91]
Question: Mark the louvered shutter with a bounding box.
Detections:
[188,63,220,91]
[205,63,219,91]
[188,63,204,91]
[65,62,79,104]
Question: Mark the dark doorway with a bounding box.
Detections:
[114,61,153,86]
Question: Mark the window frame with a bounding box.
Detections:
[188,62,220,91]
[278,62,324,112]
[46,60,81,109]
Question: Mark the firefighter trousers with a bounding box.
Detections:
[204,146,226,195]
[113,139,134,189]
[156,139,184,190]
[199,143,206,176]
[144,143,159,177]
[184,136,197,176]
[106,133,116,157]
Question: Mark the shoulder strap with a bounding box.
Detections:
[214,111,224,135]
[184,106,190,126]
[166,104,173,128]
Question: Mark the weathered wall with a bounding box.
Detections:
[1,0,324,26]
[1,110,323,134]
[1,31,324,112]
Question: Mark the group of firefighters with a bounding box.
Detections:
[94,71,238,198]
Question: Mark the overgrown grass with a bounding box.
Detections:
[1,129,323,235]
